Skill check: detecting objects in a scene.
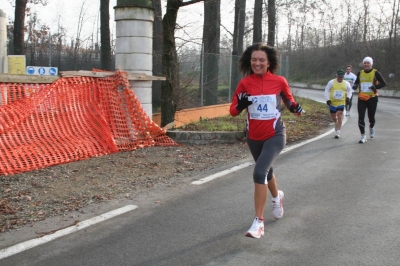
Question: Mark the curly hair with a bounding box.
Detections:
[238,43,280,76]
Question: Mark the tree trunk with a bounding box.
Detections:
[202,0,221,106]
[160,0,205,126]
[253,0,263,43]
[153,0,163,109]
[363,0,369,44]
[100,0,112,70]
[230,0,245,97]
[267,0,276,46]
[161,0,181,127]
[13,0,28,55]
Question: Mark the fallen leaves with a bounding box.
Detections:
[0,200,15,215]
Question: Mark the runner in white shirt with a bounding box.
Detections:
[343,65,357,116]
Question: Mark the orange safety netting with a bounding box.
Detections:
[0,71,178,176]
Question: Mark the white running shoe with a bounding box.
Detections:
[359,134,367,144]
[245,217,264,238]
[335,130,340,139]
[272,190,284,219]
[370,128,375,138]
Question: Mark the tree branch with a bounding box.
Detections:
[221,23,233,36]
[181,0,204,7]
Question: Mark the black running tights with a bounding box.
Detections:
[357,96,378,134]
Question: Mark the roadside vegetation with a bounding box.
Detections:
[175,97,332,144]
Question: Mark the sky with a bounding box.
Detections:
[2,0,394,47]
[2,0,116,42]
[2,0,247,51]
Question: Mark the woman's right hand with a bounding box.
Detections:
[236,92,252,111]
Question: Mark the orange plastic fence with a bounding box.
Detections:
[0,71,177,176]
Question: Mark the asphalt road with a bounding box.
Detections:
[2,89,400,266]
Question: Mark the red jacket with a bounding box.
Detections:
[230,71,297,141]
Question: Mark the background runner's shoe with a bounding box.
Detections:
[370,128,375,138]
[272,191,284,219]
[245,217,264,238]
[335,131,340,139]
[359,134,367,143]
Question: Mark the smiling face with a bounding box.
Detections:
[251,50,270,75]
[363,61,372,71]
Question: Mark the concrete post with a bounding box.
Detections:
[0,9,7,73]
[114,0,154,118]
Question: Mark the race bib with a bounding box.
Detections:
[361,82,373,93]
[344,78,354,86]
[333,90,344,100]
[247,95,277,120]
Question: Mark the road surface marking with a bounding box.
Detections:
[192,117,347,185]
[192,162,254,185]
[0,205,138,260]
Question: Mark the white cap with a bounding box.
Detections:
[363,57,373,65]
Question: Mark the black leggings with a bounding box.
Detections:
[247,135,286,184]
[358,96,378,134]
[346,94,354,111]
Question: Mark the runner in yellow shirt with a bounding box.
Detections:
[352,57,387,143]
[324,69,352,139]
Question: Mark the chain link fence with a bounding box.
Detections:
[173,51,292,111]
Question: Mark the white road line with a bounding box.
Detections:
[281,128,334,153]
[192,117,348,185]
[191,162,254,185]
[0,205,138,260]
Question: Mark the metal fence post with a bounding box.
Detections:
[200,43,204,106]
[229,49,232,101]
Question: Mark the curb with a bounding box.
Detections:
[166,130,245,145]
[290,83,400,98]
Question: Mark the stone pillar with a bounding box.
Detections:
[114,0,154,117]
[0,9,7,73]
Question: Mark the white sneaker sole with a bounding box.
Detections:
[273,191,284,219]
[245,229,264,238]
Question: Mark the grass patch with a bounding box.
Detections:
[174,97,332,144]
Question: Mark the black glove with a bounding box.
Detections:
[346,98,350,105]
[352,84,358,91]
[289,103,303,116]
[326,100,331,106]
[369,85,377,94]
[235,92,252,111]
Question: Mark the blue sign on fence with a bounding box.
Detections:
[49,68,57,75]
[26,66,59,76]
[27,67,35,75]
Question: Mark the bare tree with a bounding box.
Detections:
[13,0,48,55]
[13,0,28,55]
[73,1,90,67]
[267,0,276,46]
[202,0,221,106]
[362,0,369,44]
[253,0,263,43]
[161,0,204,127]
[230,0,246,96]
[387,0,400,74]
[100,0,112,70]
[152,0,163,110]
